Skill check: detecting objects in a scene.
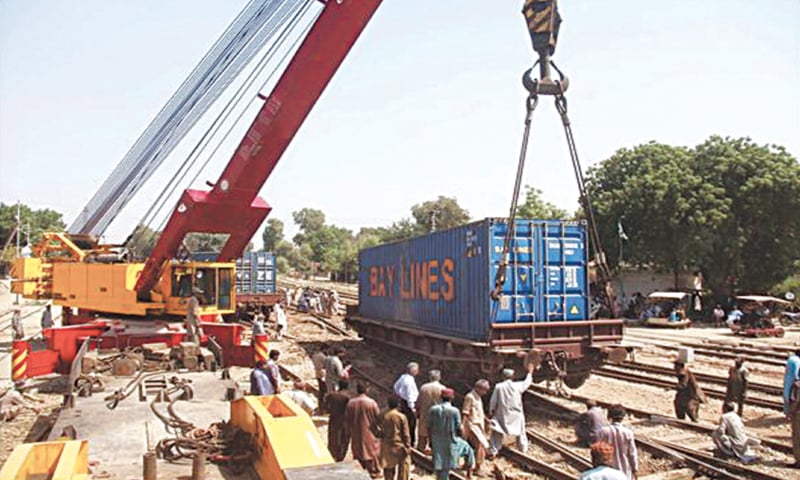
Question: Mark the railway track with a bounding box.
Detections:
[626,331,793,366]
[527,385,793,455]
[595,365,784,411]
[611,360,783,396]
[627,336,787,367]
[527,389,786,480]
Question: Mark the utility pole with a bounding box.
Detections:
[14,201,21,305]
[429,209,439,233]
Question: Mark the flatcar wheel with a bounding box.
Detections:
[775,328,786,338]
[564,373,590,389]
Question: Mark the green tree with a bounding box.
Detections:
[290,209,355,278]
[380,219,422,242]
[693,136,800,295]
[0,202,66,249]
[771,263,800,307]
[128,224,160,259]
[411,196,470,233]
[261,218,284,252]
[586,136,800,296]
[517,186,569,219]
[292,208,325,234]
[184,233,228,252]
[586,141,728,285]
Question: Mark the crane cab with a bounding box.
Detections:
[161,262,235,317]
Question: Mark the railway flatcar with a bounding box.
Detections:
[346,218,626,388]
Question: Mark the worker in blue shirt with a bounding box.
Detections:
[250,359,271,396]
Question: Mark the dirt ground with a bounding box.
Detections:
[4,277,800,479]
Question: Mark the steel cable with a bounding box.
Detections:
[69,0,298,238]
[100,0,293,237]
[128,0,302,240]
[133,1,320,252]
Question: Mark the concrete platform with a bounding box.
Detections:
[50,369,254,480]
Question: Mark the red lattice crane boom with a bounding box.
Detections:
[135,0,383,299]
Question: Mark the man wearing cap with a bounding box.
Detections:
[462,379,491,473]
[579,441,627,480]
[488,363,535,455]
[725,357,748,416]
[428,388,472,480]
[597,405,638,480]
[417,369,445,451]
[393,362,420,445]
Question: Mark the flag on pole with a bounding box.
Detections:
[617,219,629,241]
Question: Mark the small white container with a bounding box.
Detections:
[677,346,694,364]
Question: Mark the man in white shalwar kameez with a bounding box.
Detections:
[712,401,760,460]
[488,363,534,455]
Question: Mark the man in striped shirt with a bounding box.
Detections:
[596,405,638,480]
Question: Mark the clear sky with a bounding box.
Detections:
[1,0,798,244]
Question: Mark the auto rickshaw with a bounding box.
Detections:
[641,291,693,329]
[729,295,789,337]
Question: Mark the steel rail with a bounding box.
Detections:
[501,446,577,480]
[526,429,592,470]
[594,367,783,411]
[526,387,792,455]
[625,332,790,365]
[652,438,784,480]
[613,361,783,396]
[527,388,784,480]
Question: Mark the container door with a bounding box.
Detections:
[490,220,538,323]
[539,222,589,321]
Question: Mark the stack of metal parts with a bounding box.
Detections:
[69,0,309,238]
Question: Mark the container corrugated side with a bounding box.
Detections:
[357,218,589,342]
[358,219,491,341]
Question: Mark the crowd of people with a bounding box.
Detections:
[239,291,800,477]
[250,346,646,480]
[284,286,342,317]
[243,343,800,479]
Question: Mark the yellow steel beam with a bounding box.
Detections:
[230,395,334,480]
[0,440,89,480]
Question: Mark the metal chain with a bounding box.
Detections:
[554,91,614,311]
[491,93,539,301]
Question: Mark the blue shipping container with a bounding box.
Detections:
[236,252,276,294]
[357,218,589,341]
[190,251,277,294]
